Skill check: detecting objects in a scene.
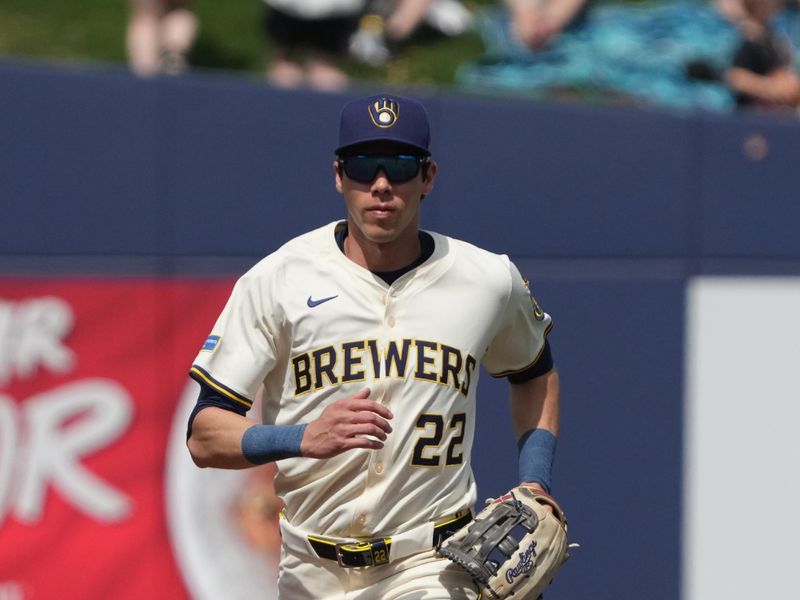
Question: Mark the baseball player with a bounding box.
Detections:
[186,93,560,599]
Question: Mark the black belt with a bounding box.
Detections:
[308,510,472,568]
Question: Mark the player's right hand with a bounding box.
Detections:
[300,388,394,458]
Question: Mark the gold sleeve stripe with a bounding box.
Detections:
[490,320,554,379]
[189,366,253,408]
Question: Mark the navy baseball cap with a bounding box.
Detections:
[335,94,431,156]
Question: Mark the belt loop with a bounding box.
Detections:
[370,538,390,566]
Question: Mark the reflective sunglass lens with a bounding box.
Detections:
[344,158,380,182]
[342,155,422,183]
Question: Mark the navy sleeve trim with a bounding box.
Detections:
[508,340,554,383]
[186,378,249,438]
[189,365,253,409]
[491,321,554,379]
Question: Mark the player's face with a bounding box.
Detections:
[334,145,437,248]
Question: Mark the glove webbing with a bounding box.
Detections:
[439,495,539,584]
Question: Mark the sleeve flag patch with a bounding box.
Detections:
[201,335,220,352]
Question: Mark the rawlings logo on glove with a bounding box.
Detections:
[506,544,536,582]
[437,485,576,599]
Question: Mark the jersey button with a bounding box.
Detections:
[357,514,367,525]
[374,463,384,474]
[387,316,396,327]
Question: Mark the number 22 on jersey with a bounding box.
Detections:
[411,413,466,467]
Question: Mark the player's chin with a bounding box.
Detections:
[361,221,401,243]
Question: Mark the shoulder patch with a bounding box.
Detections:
[523,278,546,321]
[201,334,220,352]
[530,295,546,321]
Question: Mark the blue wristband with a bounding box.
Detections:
[517,428,557,493]
[241,423,307,465]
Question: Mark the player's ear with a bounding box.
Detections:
[422,160,437,194]
[333,159,344,193]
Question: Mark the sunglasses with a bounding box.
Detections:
[338,154,429,184]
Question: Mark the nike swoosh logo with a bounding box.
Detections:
[307,295,338,308]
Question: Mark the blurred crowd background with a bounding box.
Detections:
[2,0,800,114]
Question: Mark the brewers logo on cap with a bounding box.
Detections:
[369,98,400,128]
[336,93,430,155]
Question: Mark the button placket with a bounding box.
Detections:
[384,289,397,328]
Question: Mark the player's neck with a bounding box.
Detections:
[344,227,422,273]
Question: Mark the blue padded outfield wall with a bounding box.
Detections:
[1,61,799,600]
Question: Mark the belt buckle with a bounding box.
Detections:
[334,542,351,568]
[335,541,370,568]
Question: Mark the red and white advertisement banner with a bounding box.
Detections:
[0,279,282,600]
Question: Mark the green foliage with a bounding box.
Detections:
[0,0,494,86]
[0,0,128,62]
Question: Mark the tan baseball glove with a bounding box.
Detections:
[437,485,575,599]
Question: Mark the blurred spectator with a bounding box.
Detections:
[349,0,473,66]
[384,0,473,39]
[262,0,366,91]
[504,0,589,50]
[773,0,800,53]
[126,0,198,76]
[714,0,751,23]
[725,0,800,109]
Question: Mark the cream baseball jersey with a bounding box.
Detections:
[191,220,552,538]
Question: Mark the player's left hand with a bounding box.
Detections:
[438,485,575,599]
[520,482,553,513]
